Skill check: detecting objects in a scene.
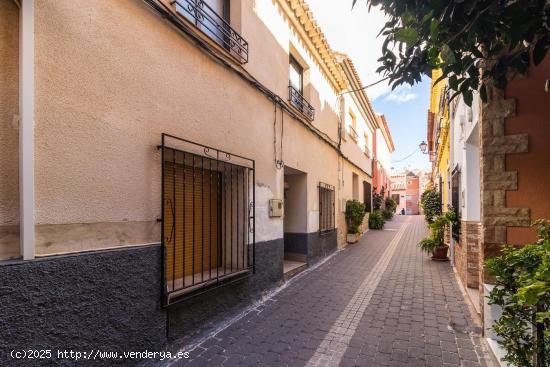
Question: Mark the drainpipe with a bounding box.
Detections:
[19,0,35,260]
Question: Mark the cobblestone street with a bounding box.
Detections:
[171,216,495,367]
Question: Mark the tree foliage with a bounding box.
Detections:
[486,220,550,367]
[353,0,550,105]
[420,188,441,224]
[385,196,397,213]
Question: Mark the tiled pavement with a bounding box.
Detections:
[169,216,496,367]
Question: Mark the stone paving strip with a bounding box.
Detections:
[305,218,411,367]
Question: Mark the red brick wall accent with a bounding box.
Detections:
[455,221,481,289]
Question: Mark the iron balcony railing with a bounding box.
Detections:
[288,85,315,120]
[364,146,371,159]
[348,125,359,142]
[173,0,249,63]
[159,133,255,306]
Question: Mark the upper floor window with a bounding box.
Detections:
[175,0,248,63]
[364,133,370,157]
[288,54,314,120]
[348,110,358,142]
[289,55,303,94]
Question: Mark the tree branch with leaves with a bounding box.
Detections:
[353,0,550,105]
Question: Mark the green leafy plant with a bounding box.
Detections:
[372,186,385,210]
[486,219,550,367]
[418,212,455,255]
[385,196,397,213]
[345,200,366,234]
[368,210,385,230]
[353,0,550,105]
[419,237,439,254]
[382,209,394,220]
[421,188,441,224]
[447,205,460,242]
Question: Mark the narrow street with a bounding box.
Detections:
[172,216,495,367]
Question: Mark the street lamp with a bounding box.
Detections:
[419,141,428,154]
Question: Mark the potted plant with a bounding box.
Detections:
[384,196,397,221]
[345,200,366,243]
[420,188,442,224]
[368,210,385,230]
[418,212,454,261]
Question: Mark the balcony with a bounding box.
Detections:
[348,125,358,142]
[288,85,315,120]
[364,147,371,159]
[174,0,249,63]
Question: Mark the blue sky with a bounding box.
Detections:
[306,1,432,173]
[371,80,431,172]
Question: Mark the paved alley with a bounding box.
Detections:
[171,216,495,367]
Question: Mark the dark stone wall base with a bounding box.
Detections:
[306,231,337,264]
[284,232,307,255]
[283,231,337,265]
[0,238,284,365]
[0,245,166,366]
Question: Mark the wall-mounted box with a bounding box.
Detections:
[269,199,283,217]
[341,198,348,213]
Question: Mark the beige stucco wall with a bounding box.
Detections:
[0,0,375,259]
[32,0,276,253]
[0,0,20,259]
[26,0,358,257]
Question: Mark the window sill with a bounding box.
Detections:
[319,228,336,235]
[165,268,252,306]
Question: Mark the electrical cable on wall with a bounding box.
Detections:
[273,101,284,169]
[278,103,284,169]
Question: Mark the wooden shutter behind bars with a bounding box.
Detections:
[163,161,220,286]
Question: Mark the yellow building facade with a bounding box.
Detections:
[428,69,450,212]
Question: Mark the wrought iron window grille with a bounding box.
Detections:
[288,85,315,121]
[318,182,336,234]
[159,133,255,306]
[173,0,249,63]
[348,125,359,142]
[363,181,372,213]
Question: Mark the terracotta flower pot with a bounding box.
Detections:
[347,233,360,244]
[431,245,449,261]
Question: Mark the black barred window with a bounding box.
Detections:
[363,181,372,213]
[160,134,255,306]
[319,182,335,233]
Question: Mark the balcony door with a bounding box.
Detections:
[289,55,303,94]
[176,0,230,49]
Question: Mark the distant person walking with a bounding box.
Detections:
[401,208,405,215]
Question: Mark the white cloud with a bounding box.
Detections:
[383,91,418,104]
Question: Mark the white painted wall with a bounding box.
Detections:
[449,94,481,222]
[340,93,374,175]
[376,129,392,174]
